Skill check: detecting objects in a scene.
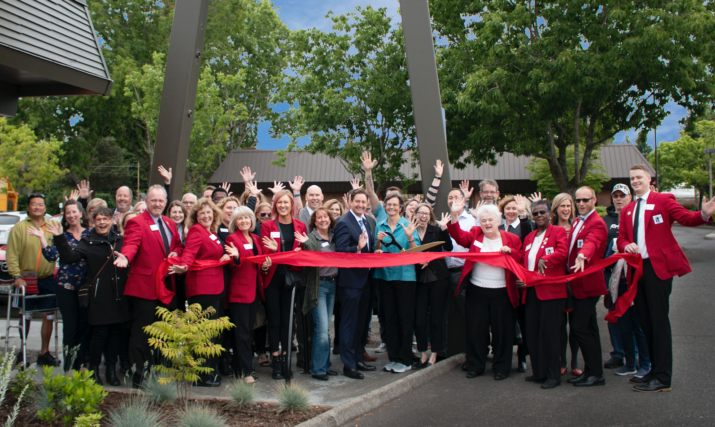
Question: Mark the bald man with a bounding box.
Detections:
[299,185,324,231]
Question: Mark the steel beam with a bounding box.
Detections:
[399,0,452,215]
[149,0,211,201]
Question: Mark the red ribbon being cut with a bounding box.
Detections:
[155,251,642,323]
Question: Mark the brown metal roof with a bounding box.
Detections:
[209,144,654,185]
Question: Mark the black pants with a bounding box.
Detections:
[465,286,515,375]
[634,260,673,385]
[570,295,603,377]
[129,297,162,377]
[338,285,369,369]
[414,278,449,354]
[295,286,313,365]
[560,311,580,369]
[525,288,565,381]
[56,285,88,371]
[443,267,466,357]
[360,278,377,350]
[230,300,258,377]
[89,323,122,368]
[379,280,416,366]
[516,302,528,363]
[264,277,293,354]
[188,294,221,375]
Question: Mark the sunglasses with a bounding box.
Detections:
[258,212,271,218]
[533,210,549,217]
[212,197,223,202]
[574,197,593,204]
[29,194,45,199]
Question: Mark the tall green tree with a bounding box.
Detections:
[634,130,653,157]
[431,0,715,195]
[276,6,417,193]
[651,120,715,209]
[527,146,609,200]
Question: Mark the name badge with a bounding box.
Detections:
[645,204,655,210]
[270,231,280,239]
[150,224,159,231]
[474,240,483,249]
[545,247,554,255]
[653,214,664,224]
[244,243,253,250]
[525,243,532,251]
[577,239,583,248]
[320,241,329,248]
[220,227,229,233]
[209,234,217,241]
[610,224,618,229]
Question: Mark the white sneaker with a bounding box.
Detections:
[374,343,387,353]
[383,361,396,372]
[391,362,412,373]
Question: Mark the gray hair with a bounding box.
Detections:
[475,204,501,224]
[147,184,167,199]
[182,192,197,202]
[478,179,499,192]
[229,205,256,233]
[116,185,133,201]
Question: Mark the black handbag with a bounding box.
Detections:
[274,220,306,289]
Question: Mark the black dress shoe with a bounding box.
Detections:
[567,373,587,384]
[633,379,671,393]
[604,357,624,369]
[312,374,329,381]
[573,375,605,387]
[105,365,121,387]
[327,369,338,376]
[629,375,651,385]
[271,357,283,380]
[541,379,561,389]
[356,362,376,371]
[517,361,527,373]
[344,368,364,380]
[466,370,484,379]
[525,375,546,383]
[462,362,469,372]
[195,375,221,387]
[494,373,507,381]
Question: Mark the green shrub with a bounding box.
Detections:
[11,365,37,398]
[275,383,311,414]
[142,370,177,404]
[73,413,103,427]
[226,379,255,409]
[36,366,108,427]
[107,398,165,427]
[144,304,233,403]
[175,403,227,427]
[596,206,607,216]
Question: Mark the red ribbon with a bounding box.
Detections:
[155,251,641,323]
[155,257,230,305]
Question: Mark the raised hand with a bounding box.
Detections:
[468,200,486,218]
[434,159,444,178]
[357,231,368,252]
[113,251,129,268]
[64,189,79,202]
[437,212,450,230]
[294,231,309,244]
[262,236,278,252]
[27,226,49,248]
[158,165,172,185]
[240,166,256,184]
[342,193,352,209]
[571,253,586,273]
[269,181,285,195]
[401,215,418,238]
[45,221,63,236]
[77,180,92,199]
[513,194,527,215]
[361,151,377,171]
[220,182,232,196]
[701,195,715,218]
[225,243,239,258]
[350,178,362,190]
[245,180,262,196]
[288,176,305,193]
[459,180,473,199]
[451,195,466,215]
[528,192,542,203]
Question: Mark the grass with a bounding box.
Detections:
[275,382,311,414]
[106,398,165,427]
[142,372,177,404]
[225,378,256,409]
[174,403,227,427]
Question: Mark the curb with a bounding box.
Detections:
[705,232,715,240]
[296,353,466,427]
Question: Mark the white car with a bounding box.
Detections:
[0,211,53,246]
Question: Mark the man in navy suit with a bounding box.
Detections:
[334,189,376,379]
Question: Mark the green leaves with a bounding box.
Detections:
[36,366,107,426]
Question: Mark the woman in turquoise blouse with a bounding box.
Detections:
[375,193,420,374]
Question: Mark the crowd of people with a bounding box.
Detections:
[5,155,715,394]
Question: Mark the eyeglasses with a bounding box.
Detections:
[574,197,594,204]
[480,191,497,195]
[416,212,430,217]
[258,212,271,218]
[612,193,628,199]
[533,210,549,217]
[29,194,45,199]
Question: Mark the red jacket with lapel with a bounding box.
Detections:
[260,219,307,288]
[521,224,568,302]
[567,211,608,299]
[226,232,265,303]
[122,210,184,300]
[617,192,711,280]
[179,224,225,298]
[447,222,523,308]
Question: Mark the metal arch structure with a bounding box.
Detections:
[150,0,453,211]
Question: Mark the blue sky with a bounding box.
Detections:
[256,0,687,151]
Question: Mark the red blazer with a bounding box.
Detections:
[617,191,711,280]
[447,222,522,308]
[226,232,265,303]
[521,224,568,302]
[179,224,225,298]
[566,211,608,299]
[260,219,307,288]
[122,210,184,300]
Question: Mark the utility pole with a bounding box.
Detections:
[705,148,715,199]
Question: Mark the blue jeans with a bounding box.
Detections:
[311,279,337,375]
[618,305,651,371]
